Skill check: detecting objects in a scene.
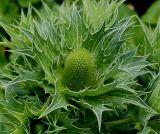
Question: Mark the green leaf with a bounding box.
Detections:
[82,0,123,30]
[139,125,158,134]
[118,3,135,19]
[77,98,112,132]
[64,4,87,49]
[0,0,18,24]
[148,118,160,133]
[142,0,160,25]
[137,108,156,126]
[39,81,71,118]
[18,0,40,8]
[39,94,69,118]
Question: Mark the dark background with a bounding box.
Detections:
[125,0,156,16]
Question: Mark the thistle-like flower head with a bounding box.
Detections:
[62,48,96,91]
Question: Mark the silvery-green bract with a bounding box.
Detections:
[0,0,155,133]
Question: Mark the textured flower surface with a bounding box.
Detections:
[62,48,96,91]
[0,0,156,134]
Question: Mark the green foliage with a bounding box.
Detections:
[18,0,40,8]
[142,0,160,25]
[0,0,160,134]
[0,0,56,68]
[0,0,18,24]
[148,74,160,112]
[133,17,160,64]
[118,3,136,19]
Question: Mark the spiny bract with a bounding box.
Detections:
[0,0,154,133]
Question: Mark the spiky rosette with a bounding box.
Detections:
[0,0,154,133]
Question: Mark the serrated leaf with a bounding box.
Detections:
[39,94,69,118]
[78,97,112,132]
[65,3,87,49]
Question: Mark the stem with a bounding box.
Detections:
[0,42,10,48]
[106,118,132,126]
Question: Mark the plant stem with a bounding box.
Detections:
[0,42,10,48]
[106,118,132,126]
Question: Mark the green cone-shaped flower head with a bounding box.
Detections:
[62,48,96,91]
